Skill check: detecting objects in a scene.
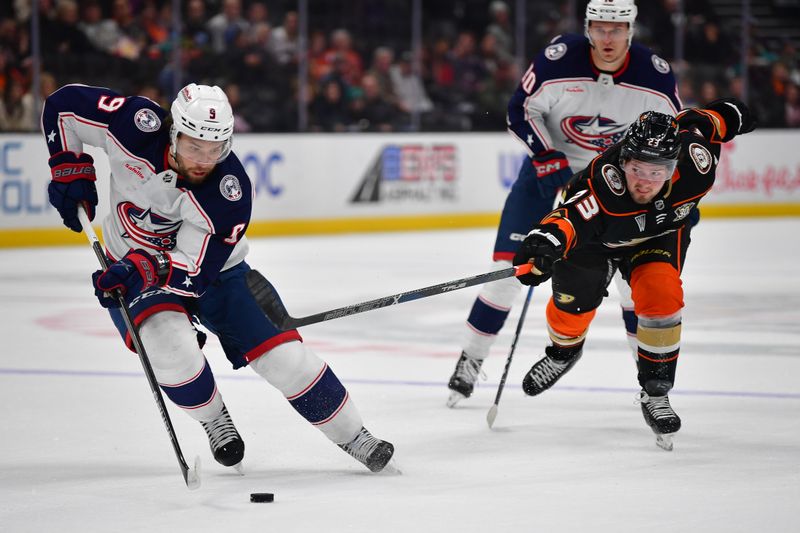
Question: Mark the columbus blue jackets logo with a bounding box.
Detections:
[117,202,181,250]
[560,115,628,152]
[134,109,161,132]
[220,175,243,201]
[651,54,671,74]
[544,43,567,61]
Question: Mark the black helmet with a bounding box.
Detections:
[620,111,680,168]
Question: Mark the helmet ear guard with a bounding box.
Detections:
[170,83,234,163]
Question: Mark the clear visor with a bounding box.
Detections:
[174,134,231,165]
[622,157,677,182]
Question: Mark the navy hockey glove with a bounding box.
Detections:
[532,150,573,192]
[93,250,171,308]
[512,223,566,286]
[47,151,98,233]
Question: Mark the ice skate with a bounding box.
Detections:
[637,390,681,451]
[339,426,395,473]
[446,352,486,407]
[522,345,582,396]
[200,404,245,471]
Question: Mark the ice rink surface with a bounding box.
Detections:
[1,218,799,533]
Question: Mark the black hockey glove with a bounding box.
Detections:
[512,223,566,286]
[706,97,757,136]
[47,151,98,233]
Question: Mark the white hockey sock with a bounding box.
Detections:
[250,341,363,444]
[139,311,223,422]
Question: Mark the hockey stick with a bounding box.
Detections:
[486,286,533,429]
[78,207,201,490]
[247,263,533,330]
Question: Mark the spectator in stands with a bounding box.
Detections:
[139,0,170,56]
[247,2,270,26]
[351,72,399,132]
[78,0,118,55]
[308,29,331,83]
[366,46,396,104]
[323,29,363,85]
[0,76,35,131]
[44,0,96,56]
[207,0,249,55]
[391,51,433,116]
[270,10,299,67]
[184,0,211,49]
[786,82,800,127]
[485,1,513,65]
[450,31,488,117]
[224,82,253,133]
[310,78,353,132]
[107,0,146,60]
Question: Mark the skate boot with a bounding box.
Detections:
[522,344,582,396]
[637,390,681,451]
[446,351,486,407]
[200,404,245,470]
[339,426,395,473]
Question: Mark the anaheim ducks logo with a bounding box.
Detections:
[554,292,575,304]
[602,164,625,196]
[561,115,628,152]
[689,143,712,174]
[117,202,182,250]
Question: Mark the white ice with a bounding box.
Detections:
[1,219,799,533]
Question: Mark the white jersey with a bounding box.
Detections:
[42,84,252,297]
[507,34,681,170]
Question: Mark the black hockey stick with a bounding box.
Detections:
[247,263,533,330]
[78,207,201,490]
[486,285,533,429]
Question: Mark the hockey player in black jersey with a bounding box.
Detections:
[511,99,756,450]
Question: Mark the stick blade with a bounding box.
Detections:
[486,405,498,429]
[185,456,201,490]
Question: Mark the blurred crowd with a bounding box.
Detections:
[1,0,799,133]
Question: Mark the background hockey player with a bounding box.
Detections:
[447,0,683,407]
[42,82,394,473]
[511,101,756,450]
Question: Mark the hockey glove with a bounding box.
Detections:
[707,97,757,136]
[532,150,573,192]
[93,250,171,308]
[47,151,98,233]
[512,223,566,286]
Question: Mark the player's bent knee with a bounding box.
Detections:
[546,298,594,344]
[476,260,520,308]
[139,311,203,374]
[630,262,683,318]
[249,340,323,396]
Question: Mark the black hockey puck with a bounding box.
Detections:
[250,492,274,503]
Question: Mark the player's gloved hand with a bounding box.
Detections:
[512,223,566,286]
[47,151,98,232]
[532,150,573,190]
[92,250,171,308]
[708,97,757,135]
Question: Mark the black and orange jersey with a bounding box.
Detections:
[539,103,738,255]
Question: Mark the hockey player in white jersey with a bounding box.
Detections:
[43,83,395,473]
[447,0,683,406]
